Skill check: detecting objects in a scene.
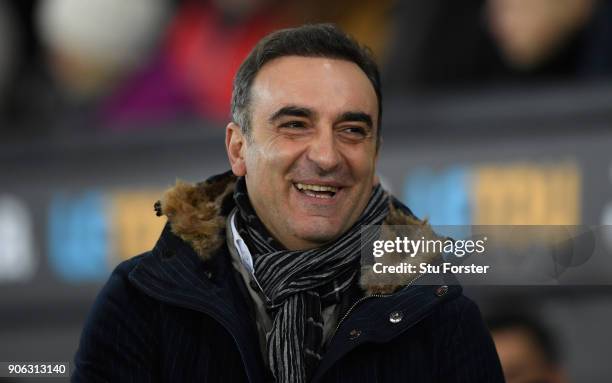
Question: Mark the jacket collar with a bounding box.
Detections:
[152,170,445,296]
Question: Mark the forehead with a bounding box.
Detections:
[249,56,378,121]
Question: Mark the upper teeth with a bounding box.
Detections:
[295,183,338,192]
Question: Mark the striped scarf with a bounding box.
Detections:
[233,177,389,382]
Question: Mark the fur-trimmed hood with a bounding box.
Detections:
[154,171,443,295]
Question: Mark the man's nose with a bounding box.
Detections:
[306,127,342,173]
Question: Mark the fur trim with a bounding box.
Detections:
[155,174,237,259]
[154,173,442,295]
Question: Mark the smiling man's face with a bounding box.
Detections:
[226,56,379,250]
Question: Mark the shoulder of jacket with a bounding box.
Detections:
[428,293,488,338]
[111,251,152,279]
[100,251,161,309]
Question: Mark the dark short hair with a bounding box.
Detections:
[231,23,382,146]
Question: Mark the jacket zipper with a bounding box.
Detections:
[329,273,425,342]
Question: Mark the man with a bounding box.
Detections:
[73,24,504,382]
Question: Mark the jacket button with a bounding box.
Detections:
[435,285,449,297]
[348,329,362,340]
[389,311,403,324]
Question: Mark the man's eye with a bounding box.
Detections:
[342,126,367,136]
[280,121,306,129]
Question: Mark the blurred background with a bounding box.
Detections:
[1,0,611,381]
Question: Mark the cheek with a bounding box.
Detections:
[245,139,303,193]
[252,138,305,173]
[345,147,377,177]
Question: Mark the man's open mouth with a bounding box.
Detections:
[293,183,339,199]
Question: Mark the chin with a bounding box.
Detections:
[292,222,343,245]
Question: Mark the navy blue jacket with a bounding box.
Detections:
[72,226,504,382]
[72,173,504,382]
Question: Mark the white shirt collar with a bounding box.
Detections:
[230,210,256,277]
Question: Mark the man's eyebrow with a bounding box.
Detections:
[336,111,373,128]
[268,105,314,123]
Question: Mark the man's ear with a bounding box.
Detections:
[226,122,247,176]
